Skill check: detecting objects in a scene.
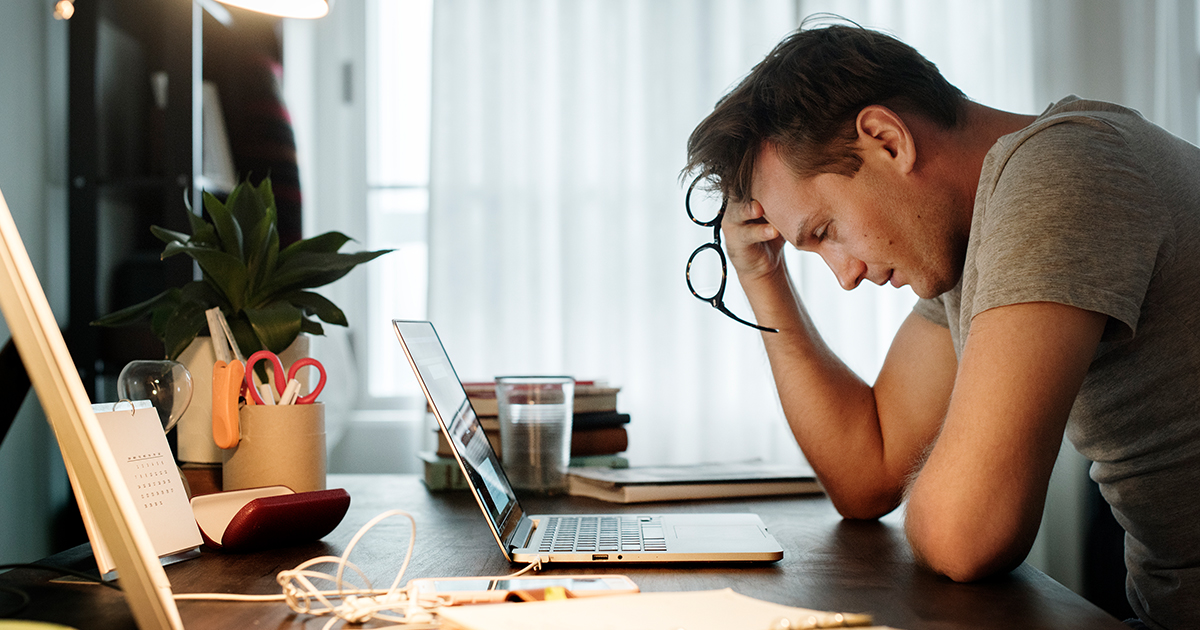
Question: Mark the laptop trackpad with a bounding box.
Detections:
[673,525,765,540]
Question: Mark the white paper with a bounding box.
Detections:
[84,402,203,568]
[436,588,891,630]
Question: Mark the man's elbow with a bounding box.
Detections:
[827,485,903,521]
[913,542,1022,583]
[905,516,1028,582]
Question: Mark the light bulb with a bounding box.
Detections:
[53,0,74,20]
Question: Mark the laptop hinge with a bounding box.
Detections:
[511,516,536,551]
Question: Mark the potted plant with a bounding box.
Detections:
[92,177,390,360]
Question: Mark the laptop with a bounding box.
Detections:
[393,320,784,564]
[0,187,182,629]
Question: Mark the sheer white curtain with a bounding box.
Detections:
[1030,0,1198,143]
[428,0,804,465]
[424,0,1198,468]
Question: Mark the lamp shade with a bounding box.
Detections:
[215,0,329,19]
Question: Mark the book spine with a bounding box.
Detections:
[567,454,630,469]
[570,426,628,456]
[420,451,469,491]
[422,452,629,492]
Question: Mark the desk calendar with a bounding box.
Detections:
[68,401,202,577]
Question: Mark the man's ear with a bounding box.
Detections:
[855,105,916,174]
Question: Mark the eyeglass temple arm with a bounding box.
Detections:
[713,302,778,333]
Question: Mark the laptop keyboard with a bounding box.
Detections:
[536,516,668,553]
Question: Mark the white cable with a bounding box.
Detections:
[277,509,418,627]
[173,508,542,630]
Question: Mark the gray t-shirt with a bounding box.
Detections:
[915,96,1200,630]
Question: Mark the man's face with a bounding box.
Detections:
[749,143,966,299]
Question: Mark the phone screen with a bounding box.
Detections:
[494,578,625,591]
[428,577,630,592]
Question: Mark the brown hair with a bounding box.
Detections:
[683,18,968,202]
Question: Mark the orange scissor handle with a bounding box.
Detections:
[212,360,245,449]
[287,357,327,404]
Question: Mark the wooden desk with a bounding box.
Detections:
[1,474,1126,629]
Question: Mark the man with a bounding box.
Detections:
[684,22,1200,630]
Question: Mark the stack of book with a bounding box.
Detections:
[421,380,631,491]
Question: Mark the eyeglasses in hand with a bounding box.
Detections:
[685,176,778,333]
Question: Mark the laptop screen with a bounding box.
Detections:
[393,321,521,534]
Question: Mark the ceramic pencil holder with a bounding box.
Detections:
[222,402,326,493]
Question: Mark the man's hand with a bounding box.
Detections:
[723,199,788,283]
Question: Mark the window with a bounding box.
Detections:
[365,0,433,399]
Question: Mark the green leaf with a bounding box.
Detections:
[150,225,192,246]
[254,249,392,300]
[277,232,355,265]
[228,180,272,249]
[149,301,177,340]
[162,299,210,360]
[300,317,325,336]
[253,178,277,216]
[90,289,178,328]
[243,301,303,355]
[203,190,244,261]
[179,280,228,310]
[245,215,279,298]
[287,290,348,326]
[161,242,250,309]
[186,209,218,246]
[227,314,263,360]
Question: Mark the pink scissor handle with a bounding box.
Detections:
[287,357,327,404]
[244,350,287,405]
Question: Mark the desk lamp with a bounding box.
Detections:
[52,0,331,21]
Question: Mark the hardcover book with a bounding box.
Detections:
[567,460,822,503]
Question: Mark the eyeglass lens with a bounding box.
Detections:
[686,182,726,226]
[686,246,724,301]
[685,176,778,333]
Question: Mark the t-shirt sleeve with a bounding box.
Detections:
[913,296,949,328]
[970,119,1170,341]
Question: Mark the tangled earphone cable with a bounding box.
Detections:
[174,508,542,630]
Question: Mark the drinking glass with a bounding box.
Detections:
[495,376,575,493]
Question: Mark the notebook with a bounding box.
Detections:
[0,187,183,629]
[392,320,784,564]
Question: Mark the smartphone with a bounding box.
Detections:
[407,574,639,605]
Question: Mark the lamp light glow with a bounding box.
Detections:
[53,0,74,20]
[215,0,330,19]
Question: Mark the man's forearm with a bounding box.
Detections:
[742,268,922,518]
[902,302,1104,582]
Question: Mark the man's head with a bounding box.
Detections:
[684,21,968,204]
[684,21,975,298]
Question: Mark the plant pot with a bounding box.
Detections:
[175,334,311,464]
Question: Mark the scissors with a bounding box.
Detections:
[212,359,246,449]
[243,350,328,405]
